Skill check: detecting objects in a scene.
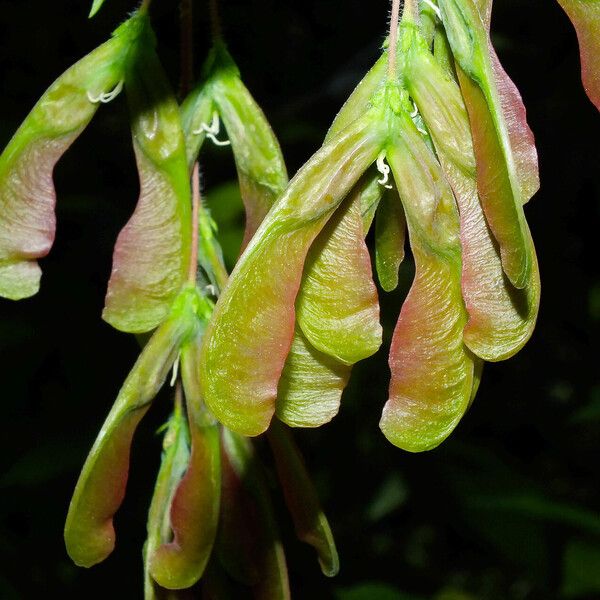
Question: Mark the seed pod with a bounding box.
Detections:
[221,429,291,599]
[182,43,288,249]
[199,107,389,436]
[210,49,288,247]
[267,421,339,577]
[186,45,367,431]
[0,13,144,300]
[103,34,192,334]
[181,86,215,171]
[149,337,221,590]
[437,0,534,288]
[380,110,475,452]
[64,288,198,567]
[180,43,237,167]
[403,26,540,360]
[402,24,476,176]
[556,0,600,111]
[375,182,406,293]
[144,393,191,600]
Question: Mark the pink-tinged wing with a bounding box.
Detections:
[221,429,291,600]
[149,340,221,590]
[296,179,382,365]
[103,43,191,333]
[211,72,288,249]
[466,0,540,202]
[447,160,540,361]
[488,46,539,203]
[217,437,262,586]
[438,0,534,288]
[381,113,474,452]
[0,31,131,300]
[456,65,532,289]
[143,389,192,599]
[64,308,193,567]
[557,0,600,111]
[199,110,387,436]
[406,41,540,360]
[267,421,339,577]
[473,0,493,24]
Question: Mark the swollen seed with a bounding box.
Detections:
[208,63,288,247]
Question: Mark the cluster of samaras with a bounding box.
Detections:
[0,0,597,598]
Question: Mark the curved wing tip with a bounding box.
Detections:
[379,412,450,453]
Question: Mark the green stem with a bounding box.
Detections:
[198,200,230,291]
[140,0,152,13]
[208,248,229,291]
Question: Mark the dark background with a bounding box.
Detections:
[0,0,598,598]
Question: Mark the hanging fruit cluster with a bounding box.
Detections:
[0,0,598,597]
[0,3,335,595]
[199,0,542,452]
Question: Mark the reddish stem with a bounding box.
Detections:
[188,163,201,285]
[388,0,401,79]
